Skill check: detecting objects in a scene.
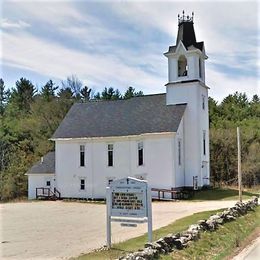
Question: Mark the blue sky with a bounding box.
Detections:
[1,0,259,102]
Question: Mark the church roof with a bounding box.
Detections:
[177,19,196,48]
[52,94,187,139]
[168,13,204,53]
[27,152,55,174]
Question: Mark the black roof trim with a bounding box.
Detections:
[165,79,200,86]
[168,41,204,53]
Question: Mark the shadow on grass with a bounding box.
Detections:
[77,209,222,260]
[190,188,259,201]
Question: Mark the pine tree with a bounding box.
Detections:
[0,78,10,115]
[123,86,143,99]
[41,80,58,101]
[9,78,36,113]
[80,86,92,102]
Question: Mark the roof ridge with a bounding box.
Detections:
[52,92,186,139]
[74,93,166,105]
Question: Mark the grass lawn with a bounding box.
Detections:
[162,206,260,260]
[76,209,221,260]
[189,187,259,201]
[76,206,259,260]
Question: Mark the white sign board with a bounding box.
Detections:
[106,177,152,247]
[110,177,147,218]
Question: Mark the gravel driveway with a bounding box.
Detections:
[0,200,237,259]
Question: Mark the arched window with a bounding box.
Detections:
[178,55,188,77]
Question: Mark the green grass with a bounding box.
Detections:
[76,209,223,260]
[76,206,259,260]
[162,206,260,260]
[189,187,259,201]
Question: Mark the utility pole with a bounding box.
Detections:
[237,127,242,202]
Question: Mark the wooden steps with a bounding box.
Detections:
[36,187,61,200]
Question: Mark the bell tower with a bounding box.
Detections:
[165,11,207,85]
[165,11,210,188]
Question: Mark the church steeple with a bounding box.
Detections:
[164,11,207,84]
[176,11,197,48]
[165,13,210,189]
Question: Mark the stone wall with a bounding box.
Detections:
[119,197,258,260]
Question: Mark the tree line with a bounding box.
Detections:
[0,76,143,200]
[0,76,259,200]
[208,93,260,187]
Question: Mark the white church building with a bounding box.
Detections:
[27,13,210,199]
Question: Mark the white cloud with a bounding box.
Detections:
[2,31,164,93]
[1,18,30,29]
[109,1,259,70]
[206,67,259,102]
[1,0,259,101]
[13,1,85,25]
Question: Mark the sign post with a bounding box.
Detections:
[106,177,152,248]
[147,186,152,242]
[106,187,112,248]
[237,127,242,202]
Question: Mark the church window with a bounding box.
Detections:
[108,178,114,185]
[80,179,85,190]
[80,145,85,167]
[203,131,206,155]
[202,95,205,110]
[178,139,182,166]
[108,144,113,167]
[199,58,202,78]
[138,142,143,166]
[178,55,188,77]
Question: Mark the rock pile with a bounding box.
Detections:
[119,196,258,260]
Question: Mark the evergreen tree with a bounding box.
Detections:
[208,97,219,126]
[100,87,121,100]
[57,87,74,99]
[112,89,121,100]
[0,78,10,115]
[123,86,143,99]
[219,92,249,121]
[41,80,58,101]
[93,92,101,100]
[101,87,113,100]
[248,94,260,119]
[80,86,92,102]
[9,78,36,113]
[251,94,259,104]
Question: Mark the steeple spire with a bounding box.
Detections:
[176,11,197,48]
[164,12,207,84]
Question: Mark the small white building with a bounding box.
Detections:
[27,13,210,199]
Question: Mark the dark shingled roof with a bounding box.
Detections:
[168,20,204,53]
[27,152,55,174]
[177,20,197,48]
[52,94,187,139]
